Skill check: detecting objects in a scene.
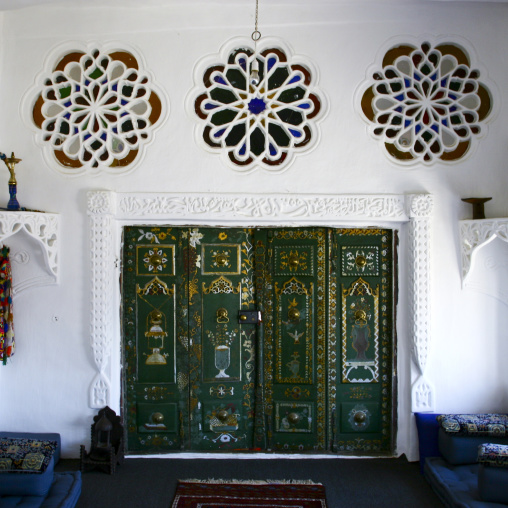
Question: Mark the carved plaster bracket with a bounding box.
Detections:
[87,191,432,413]
[460,219,508,288]
[0,211,60,294]
[407,194,435,412]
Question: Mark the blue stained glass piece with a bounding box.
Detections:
[404,79,411,87]
[64,101,71,107]
[84,133,91,140]
[101,133,107,141]
[205,103,218,110]
[431,73,437,81]
[449,94,457,100]
[441,79,447,87]
[64,113,71,120]
[121,100,128,106]
[395,94,404,101]
[395,107,403,113]
[85,80,90,86]
[450,106,457,112]
[239,58,246,71]
[289,129,302,138]
[404,120,412,127]
[214,129,226,138]
[298,103,310,109]
[289,75,301,84]
[112,84,117,92]
[120,112,128,117]
[442,119,448,127]
[248,97,266,115]
[267,57,276,71]
[113,127,118,133]
[413,74,421,82]
[415,124,421,134]
[214,76,227,85]
[269,144,277,156]
[431,124,439,133]
[76,85,81,92]
[74,127,79,134]
[239,144,246,155]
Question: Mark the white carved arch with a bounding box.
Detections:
[87,191,433,413]
[0,211,60,295]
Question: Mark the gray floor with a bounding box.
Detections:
[57,455,444,507]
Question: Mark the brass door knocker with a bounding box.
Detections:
[216,308,229,323]
[288,307,301,321]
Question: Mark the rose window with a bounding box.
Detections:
[29,45,166,175]
[190,39,327,172]
[359,40,493,164]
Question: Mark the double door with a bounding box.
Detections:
[122,227,395,453]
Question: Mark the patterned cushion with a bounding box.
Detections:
[437,414,508,437]
[478,443,508,468]
[0,437,57,473]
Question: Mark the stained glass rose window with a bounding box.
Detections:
[358,39,493,164]
[188,38,327,172]
[27,43,167,175]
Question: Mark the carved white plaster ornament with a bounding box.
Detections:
[407,194,434,412]
[460,219,508,287]
[0,211,60,294]
[87,191,433,415]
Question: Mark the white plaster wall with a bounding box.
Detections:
[0,0,507,459]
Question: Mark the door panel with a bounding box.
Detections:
[333,229,394,453]
[265,228,327,451]
[123,227,184,452]
[122,226,395,454]
[187,228,256,450]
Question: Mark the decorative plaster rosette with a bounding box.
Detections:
[187,37,328,173]
[357,36,494,165]
[23,42,168,176]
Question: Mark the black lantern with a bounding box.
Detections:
[80,406,124,474]
[89,413,113,459]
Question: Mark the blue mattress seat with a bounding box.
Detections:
[0,472,81,508]
[415,413,508,508]
[424,457,507,508]
[477,443,508,504]
[0,433,81,508]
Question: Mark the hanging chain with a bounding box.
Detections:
[251,0,261,42]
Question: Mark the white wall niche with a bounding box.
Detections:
[0,211,60,295]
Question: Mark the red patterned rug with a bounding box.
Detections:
[171,479,328,507]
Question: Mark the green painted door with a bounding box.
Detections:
[331,229,395,453]
[122,226,394,454]
[123,227,256,452]
[262,228,328,451]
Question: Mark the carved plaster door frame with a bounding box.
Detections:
[87,191,434,415]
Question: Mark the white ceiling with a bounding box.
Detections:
[0,0,507,10]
